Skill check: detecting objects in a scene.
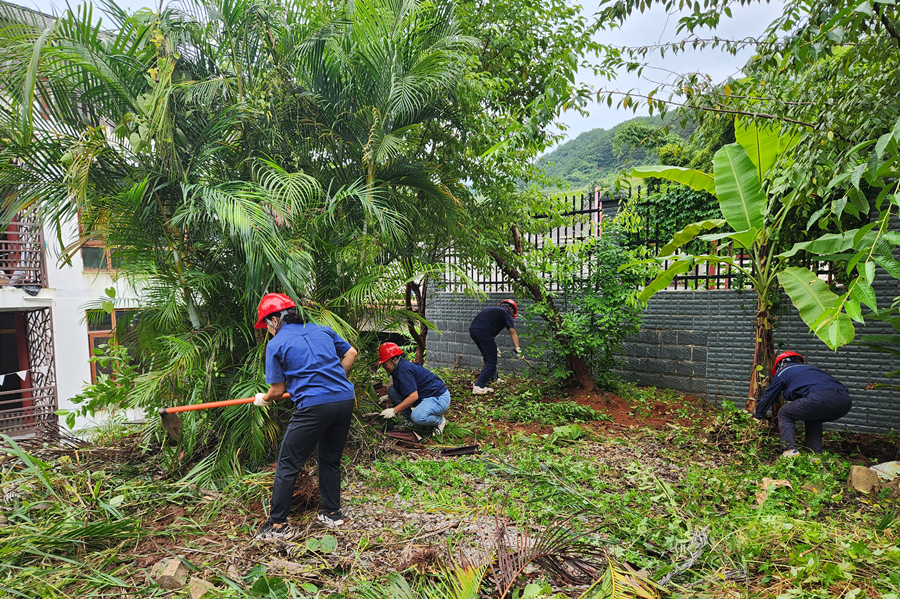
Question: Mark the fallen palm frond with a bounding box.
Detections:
[477,510,610,598]
[578,558,661,599]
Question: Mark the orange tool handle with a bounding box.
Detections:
[160,393,291,414]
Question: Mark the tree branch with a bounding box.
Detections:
[875,4,900,50]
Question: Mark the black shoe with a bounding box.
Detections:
[255,521,297,540]
[317,510,344,528]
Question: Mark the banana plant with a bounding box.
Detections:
[626,119,799,409]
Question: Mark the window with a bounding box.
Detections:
[78,209,120,272]
[82,246,122,272]
[86,310,140,384]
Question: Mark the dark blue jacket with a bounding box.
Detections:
[391,358,448,402]
[755,364,846,419]
[470,307,515,337]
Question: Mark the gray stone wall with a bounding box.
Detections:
[427,286,900,434]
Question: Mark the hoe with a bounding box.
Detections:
[159,393,289,441]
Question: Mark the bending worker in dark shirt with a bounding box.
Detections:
[754,351,852,457]
[376,342,450,434]
[469,299,522,395]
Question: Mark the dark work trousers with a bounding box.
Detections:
[469,327,498,388]
[269,399,354,523]
[777,387,852,453]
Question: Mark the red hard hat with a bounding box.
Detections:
[255,293,296,329]
[772,351,804,376]
[377,342,403,365]
[500,299,518,318]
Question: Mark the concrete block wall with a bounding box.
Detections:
[428,285,900,434]
[426,293,533,378]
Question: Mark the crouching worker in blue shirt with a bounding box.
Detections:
[755,351,852,457]
[376,342,450,435]
[252,293,358,540]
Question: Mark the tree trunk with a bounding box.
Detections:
[489,247,595,392]
[746,293,777,414]
[405,279,428,364]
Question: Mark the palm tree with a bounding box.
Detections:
[0,0,476,481]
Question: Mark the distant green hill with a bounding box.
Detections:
[537,116,695,192]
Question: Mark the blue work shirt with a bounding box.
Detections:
[470,307,515,337]
[755,364,846,419]
[265,323,355,407]
[391,358,448,402]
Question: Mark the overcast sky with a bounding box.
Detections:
[561,0,783,142]
[20,0,784,144]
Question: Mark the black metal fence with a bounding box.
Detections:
[442,185,831,293]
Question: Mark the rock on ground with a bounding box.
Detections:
[847,465,880,494]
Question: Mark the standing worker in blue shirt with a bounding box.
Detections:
[754,351,852,457]
[376,342,450,434]
[252,293,358,539]
[468,299,522,394]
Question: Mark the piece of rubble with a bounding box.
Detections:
[189,576,217,599]
[847,465,880,494]
[871,461,900,481]
[150,556,191,589]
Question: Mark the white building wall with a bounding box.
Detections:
[0,218,143,432]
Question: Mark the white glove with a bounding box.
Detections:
[378,394,390,406]
[497,348,502,358]
[380,408,396,419]
[254,392,272,407]
[514,347,522,355]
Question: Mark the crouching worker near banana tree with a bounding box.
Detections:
[754,351,852,458]
[252,293,358,540]
[376,342,450,435]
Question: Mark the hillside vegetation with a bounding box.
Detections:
[538,116,696,192]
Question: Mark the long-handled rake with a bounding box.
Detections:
[159,393,290,441]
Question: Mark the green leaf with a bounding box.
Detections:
[845,298,863,323]
[319,535,338,553]
[735,118,781,181]
[828,316,855,347]
[875,254,900,279]
[779,230,873,259]
[713,144,766,231]
[876,131,893,159]
[658,219,726,255]
[630,165,716,195]
[851,278,878,310]
[862,261,876,285]
[639,259,693,302]
[778,267,854,349]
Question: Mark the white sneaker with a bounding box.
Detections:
[317,510,344,528]
[472,386,494,395]
[435,417,447,435]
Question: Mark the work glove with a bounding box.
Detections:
[514,347,523,356]
[497,348,502,358]
[754,417,768,426]
[378,394,390,406]
[254,393,272,408]
[380,408,396,419]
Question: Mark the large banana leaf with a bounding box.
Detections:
[778,267,855,348]
[735,119,781,182]
[699,228,758,251]
[657,218,726,255]
[712,144,766,232]
[639,254,746,302]
[779,229,879,259]
[630,166,716,195]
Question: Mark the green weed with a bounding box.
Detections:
[491,389,611,425]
